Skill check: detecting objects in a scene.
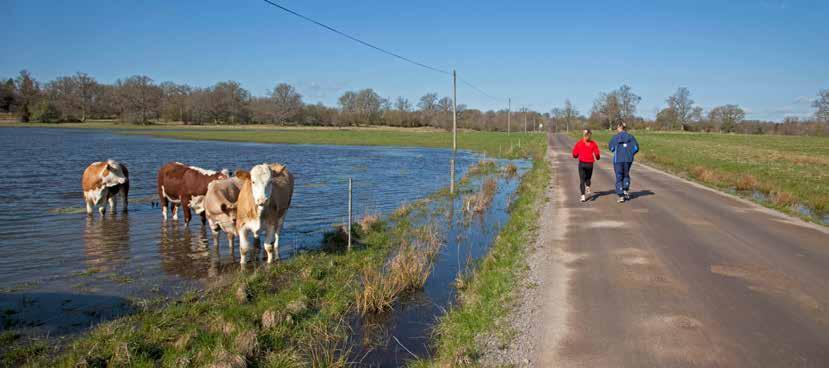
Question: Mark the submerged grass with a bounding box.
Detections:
[413,136,550,366]
[574,131,829,223]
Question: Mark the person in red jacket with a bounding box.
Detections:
[572,129,600,202]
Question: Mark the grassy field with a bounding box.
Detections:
[1,124,547,366]
[2,121,542,160]
[572,130,829,223]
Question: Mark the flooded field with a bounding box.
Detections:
[351,161,529,366]
[0,127,485,338]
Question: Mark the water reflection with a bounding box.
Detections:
[158,222,212,280]
[83,212,130,272]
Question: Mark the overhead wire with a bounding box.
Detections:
[260,0,508,106]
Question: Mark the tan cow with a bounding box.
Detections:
[191,176,244,248]
[235,163,294,264]
[81,160,129,215]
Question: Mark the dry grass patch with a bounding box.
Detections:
[771,191,797,207]
[463,178,499,214]
[734,174,759,191]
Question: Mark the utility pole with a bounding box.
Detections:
[452,69,457,152]
[523,107,527,133]
[507,98,511,135]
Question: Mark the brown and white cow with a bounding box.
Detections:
[81,160,130,215]
[190,176,244,248]
[156,162,228,225]
[81,160,129,215]
[235,163,294,264]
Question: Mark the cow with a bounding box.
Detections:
[156,162,228,225]
[190,176,244,248]
[234,163,294,264]
[82,160,129,215]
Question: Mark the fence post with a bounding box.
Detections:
[348,177,352,252]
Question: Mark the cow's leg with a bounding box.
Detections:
[200,212,207,227]
[159,186,168,219]
[172,203,179,220]
[273,216,286,261]
[122,182,129,212]
[85,196,93,215]
[226,233,234,251]
[263,226,276,263]
[108,192,116,213]
[99,192,107,216]
[182,196,192,225]
[239,229,250,264]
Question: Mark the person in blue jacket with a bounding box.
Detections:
[608,122,639,203]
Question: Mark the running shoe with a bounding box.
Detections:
[624,191,630,200]
[618,196,625,203]
[586,186,591,194]
[580,194,586,202]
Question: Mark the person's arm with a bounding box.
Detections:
[608,135,616,152]
[631,135,640,155]
[572,142,580,158]
[593,142,600,161]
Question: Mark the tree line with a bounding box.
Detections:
[551,85,829,136]
[2,69,826,136]
[0,70,547,132]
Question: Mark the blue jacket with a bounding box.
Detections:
[609,131,639,163]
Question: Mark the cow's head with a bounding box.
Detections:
[248,164,273,208]
[101,161,127,187]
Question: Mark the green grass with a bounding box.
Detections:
[572,131,829,223]
[2,120,546,160]
[6,219,395,367]
[412,137,550,367]
[132,129,542,160]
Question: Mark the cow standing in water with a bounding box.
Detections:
[82,160,129,215]
[235,163,294,264]
[156,162,228,225]
[190,176,243,248]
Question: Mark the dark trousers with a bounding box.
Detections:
[578,162,594,195]
[614,162,633,196]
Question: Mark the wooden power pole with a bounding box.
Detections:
[452,69,457,152]
[507,98,511,135]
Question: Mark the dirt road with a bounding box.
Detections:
[531,133,829,367]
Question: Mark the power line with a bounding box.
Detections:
[457,77,504,102]
[260,0,509,108]
[261,0,450,75]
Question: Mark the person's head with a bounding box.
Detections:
[616,122,627,132]
[582,129,592,141]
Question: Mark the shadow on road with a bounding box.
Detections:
[588,189,655,202]
[589,190,617,201]
[628,190,655,200]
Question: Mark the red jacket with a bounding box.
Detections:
[572,139,600,163]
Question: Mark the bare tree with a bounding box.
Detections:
[116,75,163,124]
[74,73,98,122]
[616,84,641,125]
[269,83,303,123]
[552,99,579,132]
[15,70,40,122]
[0,78,15,113]
[666,87,696,130]
[708,104,745,133]
[814,89,829,123]
[591,92,620,130]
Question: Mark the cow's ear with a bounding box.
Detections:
[269,164,286,175]
[235,170,251,180]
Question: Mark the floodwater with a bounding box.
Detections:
[0,127,482,337]
[351,160,530,366]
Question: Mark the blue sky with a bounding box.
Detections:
[2,0,827,121]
